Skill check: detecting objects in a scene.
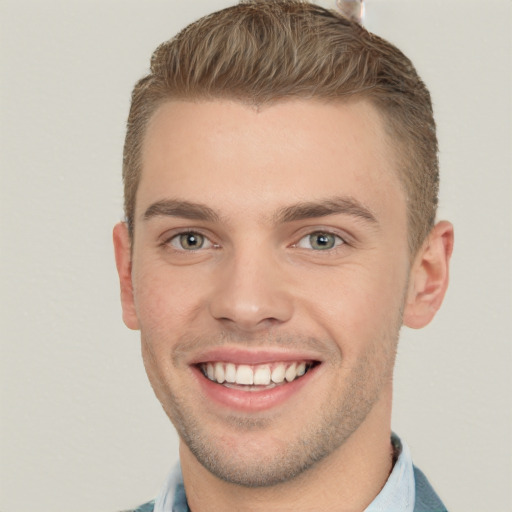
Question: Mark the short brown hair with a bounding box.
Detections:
[123,0,438,254]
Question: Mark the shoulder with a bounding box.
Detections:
[119,500,155,512]
[413,466,448,512]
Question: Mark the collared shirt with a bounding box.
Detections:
[365,435,415,512]
[153,435,415,512]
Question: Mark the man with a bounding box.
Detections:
[113,1,453,511]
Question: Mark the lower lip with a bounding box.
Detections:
[191,365,319,412]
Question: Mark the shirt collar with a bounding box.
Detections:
[154,434,415,512]
[364,434,415,512]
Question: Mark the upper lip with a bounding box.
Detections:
[189,348,323,366]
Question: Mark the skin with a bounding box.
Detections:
[114,99,453,511]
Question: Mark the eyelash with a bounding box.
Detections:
[294,231,346,251]
[161,229,347,253]
[162,230,217,252]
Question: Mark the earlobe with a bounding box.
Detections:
[113,222,140,330]
[403,221,454,329]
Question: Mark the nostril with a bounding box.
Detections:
[208,265,294,329]
[214,315,285,332]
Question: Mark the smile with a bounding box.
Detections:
[199,361,315,389]
[191,350,323,412]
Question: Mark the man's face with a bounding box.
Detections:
[122,99,412,486]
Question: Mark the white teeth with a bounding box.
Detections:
[271,364,286,383]
[253,366,271,385]
[236,365,254,385]
[285,363,297,382]
[214,362,225,383]
[202,361,311,386]
[225,363,236,383]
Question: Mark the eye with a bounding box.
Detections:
[168,231,213,251]
[296,231,344,251]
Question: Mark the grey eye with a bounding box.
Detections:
[170,232,209,250]
[297,232,343,250]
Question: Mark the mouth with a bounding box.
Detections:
[191,356,322,412]
[198,360,318,391]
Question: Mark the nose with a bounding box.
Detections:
[208,246,294,332]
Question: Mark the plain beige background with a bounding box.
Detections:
[1,1,510,511]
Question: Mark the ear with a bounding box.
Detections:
[113,222,140,330]
[403,221,454,329]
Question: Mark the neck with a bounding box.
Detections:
[180,389,393,512]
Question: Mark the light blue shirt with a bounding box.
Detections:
[153,435,415,512]
[365,435,415,512]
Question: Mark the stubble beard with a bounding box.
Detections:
[143,322,401,489]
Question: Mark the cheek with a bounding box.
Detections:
[299,262,407,350]
[132,263,206,338]
[133,255,230,360]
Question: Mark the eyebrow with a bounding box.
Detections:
[142,196,378,226]
[143,199,220,223]
[273,196,378,225]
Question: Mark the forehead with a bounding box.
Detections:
[137,99,404,225]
